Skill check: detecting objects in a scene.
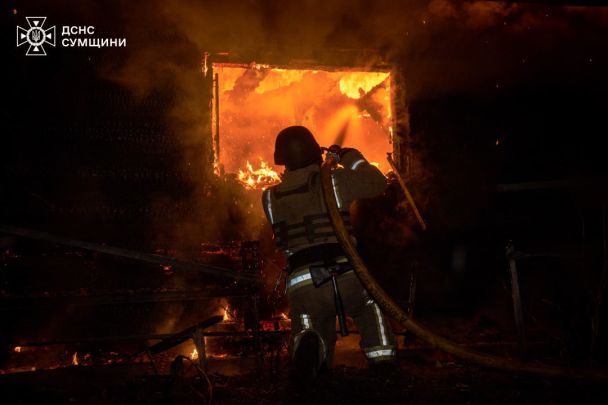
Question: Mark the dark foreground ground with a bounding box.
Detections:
[1,348,607,405]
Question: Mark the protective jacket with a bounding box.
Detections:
[262,149,396,366]
[262,149,385,257]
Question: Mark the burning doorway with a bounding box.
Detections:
[209,61,396,189]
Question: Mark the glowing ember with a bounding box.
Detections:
[72,352,79,366]
[190,348,198,360]
[223,306,231,321]
[13,346,21,353]
[237,159,281,190]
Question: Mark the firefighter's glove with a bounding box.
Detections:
[326,145,357,164]
[325,144,341,163]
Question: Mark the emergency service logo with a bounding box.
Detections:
[16,17,126,55]
[16,17,56,56]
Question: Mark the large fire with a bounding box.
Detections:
[213,64,393,190]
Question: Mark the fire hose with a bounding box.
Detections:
[320,157,608,380]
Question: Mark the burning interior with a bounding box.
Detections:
[210,61,396,189]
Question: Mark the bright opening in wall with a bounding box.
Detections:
[211,63,395,190]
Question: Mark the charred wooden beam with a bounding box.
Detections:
[495,178,608,193]
[0,289,254,308]
[506,241,527,356]
[146,315,223,355]
[13,330,288,348]
[0,225,258,282]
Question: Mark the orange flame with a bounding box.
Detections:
[256,69,307,94]
[338,72,390,99]
[190,348,198,360]
[214,65,393,175]
[237,159,281,190]
[72,352,79,366]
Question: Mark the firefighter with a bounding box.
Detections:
[261,126,396,381]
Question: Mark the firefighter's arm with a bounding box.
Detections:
[261,188,274,225]
[336,149,387,203]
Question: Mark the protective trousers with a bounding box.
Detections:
[287,268,396,367]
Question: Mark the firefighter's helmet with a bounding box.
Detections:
[273,126,322,170]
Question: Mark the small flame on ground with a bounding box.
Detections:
[14,346,21,353]
[280,312,289,320]
[223,306,231,322]
[237,159,280,190]
[190,348,198,360]
[72,352,79,366]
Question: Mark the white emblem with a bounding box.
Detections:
[17,17,56,56]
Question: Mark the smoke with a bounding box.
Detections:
[96,0,608,250]
[114,0,606,97]
[429,0,608,31]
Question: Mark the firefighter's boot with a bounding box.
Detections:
[291,330,323,383]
